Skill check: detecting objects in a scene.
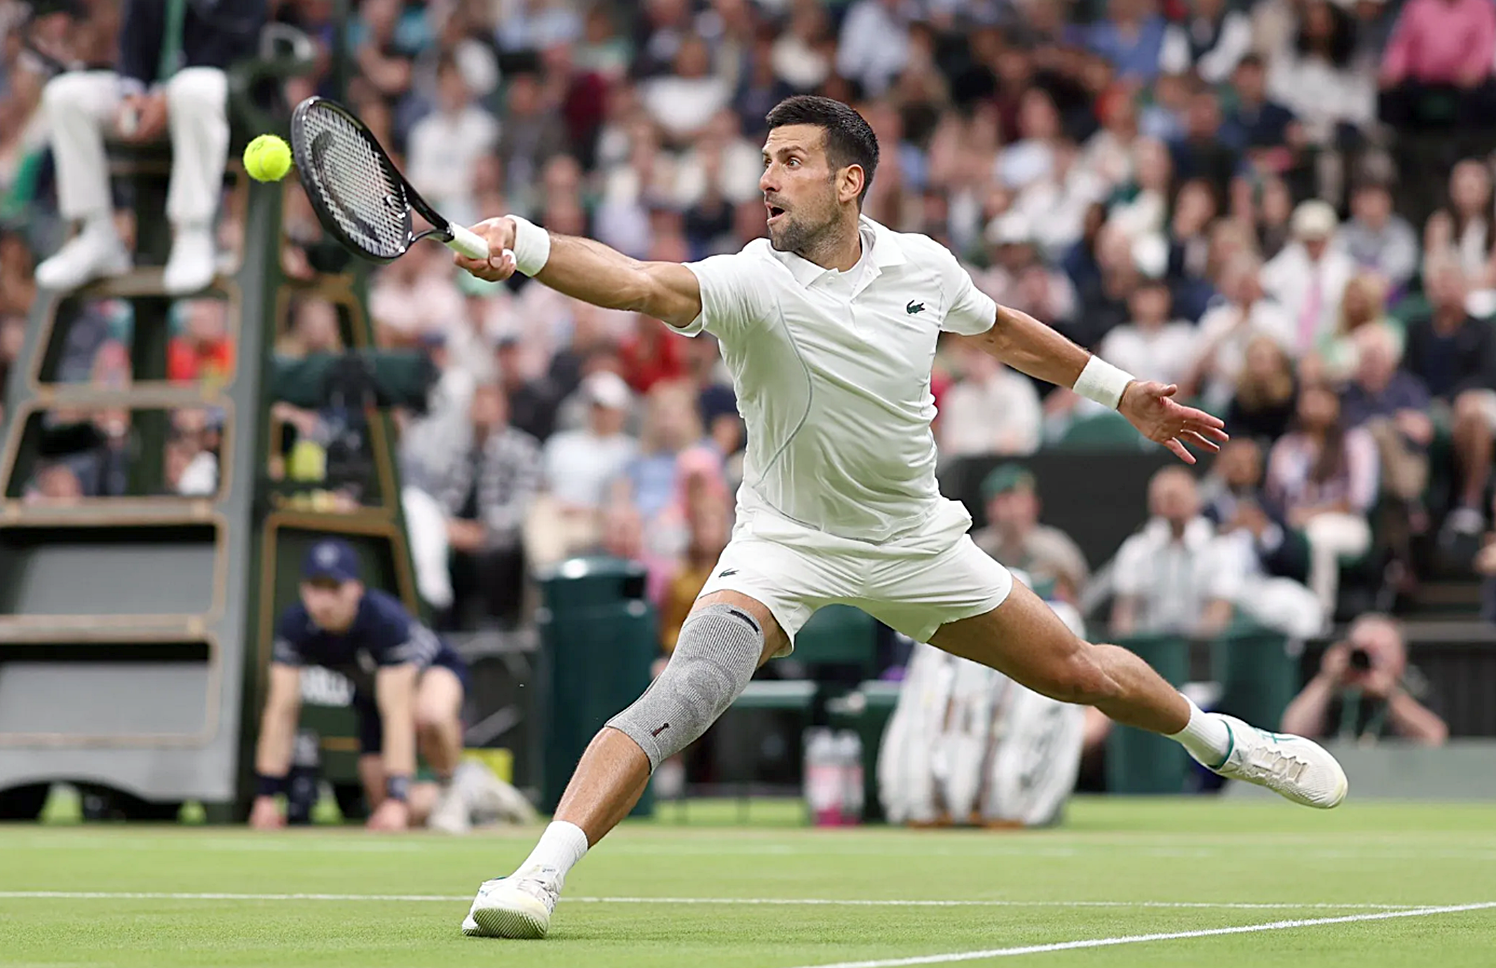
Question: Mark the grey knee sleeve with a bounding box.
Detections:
[606,603,764,770]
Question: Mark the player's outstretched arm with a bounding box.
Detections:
[972,305,1229,464]
[250,663,302,829]
[454,216,703,330]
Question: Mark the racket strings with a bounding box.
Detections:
[296,105,410,259]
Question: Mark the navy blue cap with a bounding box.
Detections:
[302,538,360,584]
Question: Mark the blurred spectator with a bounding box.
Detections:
[1423,159,1496,289]
[836,0,911,97]
[1378,0,1496,128]
[678,334,741,459]
[1281,614,1448,744]
[1402,258,1496,537]
[1225,335,1298,444]
[1106,137,1171,239]
[1160,0,1253,84]
[937,344,1042,458]
[1262,200,1357,359]
[1266,0,1375,144]
[407,55,500,231]
[642,36,731,144]
[771,0,834,93]
[1336,181,1418,292]
[1085,0,1167,83]
[1221,54,1299,176]
[614,380,710,522]
[1169,87,1237,203]
[973,464,1090,605]
[639,445,730,604]
[431,382,541,628]
[1164,178,1220,321]
[1340,322,1434,555]
[1189,253,1295,412]
[1314,272,1400,385]
[655,470,732,652]
[525,370,637,568]
[497,70,567,215]
[167,299,233,385]
[1203,438,1326,636]
[618,311,685,393]
[0,227,35,317]
[1096,279,1196,390]
[1111,466,1238,638]
[165,407,218,496]
[34,0,266,294]
[369,243,465,346]
[1266,383,1378,616]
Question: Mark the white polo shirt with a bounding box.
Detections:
[678,216,997,548]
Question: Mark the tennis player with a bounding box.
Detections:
[453,96,1348,940]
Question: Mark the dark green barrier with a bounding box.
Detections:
[1105,633,1191,794]
[537,557,657,816]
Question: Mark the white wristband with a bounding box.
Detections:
[507,215,551,277]
[1073,356,1134,410]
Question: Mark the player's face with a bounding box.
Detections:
[300,579,363,633]
[760,124,851,255]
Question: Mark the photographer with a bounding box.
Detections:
[1280,614,1448,745]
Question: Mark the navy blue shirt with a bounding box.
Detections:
[1340,372,1431,430]
[272,590,445,697]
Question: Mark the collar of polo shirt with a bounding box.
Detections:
[777,215,908,289]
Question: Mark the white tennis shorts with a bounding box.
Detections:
[696,506,1014,654]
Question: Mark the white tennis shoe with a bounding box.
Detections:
[1197,715,1348,808]
[461,869,559,939]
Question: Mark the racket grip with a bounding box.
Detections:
[445,224,490,260]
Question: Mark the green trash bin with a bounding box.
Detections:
[1213,624,1297,733]
[537,557,657,817]
[1105,633,1191,794]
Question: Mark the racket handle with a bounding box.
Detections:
[445,224,490,260]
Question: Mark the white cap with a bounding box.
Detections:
[1291,200,1338,240]
[1132,232,1169,279]
[583,370,631,410]
[986,211,1032,246]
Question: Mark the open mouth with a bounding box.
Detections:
[766,203,786,224]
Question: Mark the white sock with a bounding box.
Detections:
[1169,696,1233,766]
[515,820,589,886]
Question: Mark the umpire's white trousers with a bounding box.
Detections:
[44,68,228,225]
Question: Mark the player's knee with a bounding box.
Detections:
[605,603,763,770]
[43,73,92,115]
[414,706,446,736]
[166,67,227,116]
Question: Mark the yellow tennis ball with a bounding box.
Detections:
[243,134,292,183]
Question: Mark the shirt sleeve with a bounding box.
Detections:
[679,247,772,340]
[368,595,441,668]
[938,250,999,336]
[1111,536,1147,595]
[271,609,306,667]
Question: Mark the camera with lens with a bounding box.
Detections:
[1348,646,1373,671]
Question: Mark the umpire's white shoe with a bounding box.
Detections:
[1198,715,1348,809]
[461,870,559,939]
[35,227,130,292]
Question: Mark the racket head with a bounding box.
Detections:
[289,97,416,264]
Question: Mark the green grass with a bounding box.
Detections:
[3,798,1495,967]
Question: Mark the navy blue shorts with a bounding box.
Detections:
[355,647,469,756]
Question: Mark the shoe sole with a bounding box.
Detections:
[470,903,548,939]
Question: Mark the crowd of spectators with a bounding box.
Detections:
[6,0,1496,636]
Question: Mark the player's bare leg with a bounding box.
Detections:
[928,580,1347,808]
[417,666,470,834]
[463,590,786,939]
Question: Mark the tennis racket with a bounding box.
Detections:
[288,96,494,264]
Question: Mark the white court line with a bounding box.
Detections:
[0,891,1428,910]
[781,902,1496,968]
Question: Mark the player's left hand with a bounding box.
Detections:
[1118,381,1228,465]
[366,798,411,832]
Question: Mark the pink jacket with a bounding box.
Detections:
[1382,0,1496,85]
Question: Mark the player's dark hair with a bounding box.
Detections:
[765,95,879,206]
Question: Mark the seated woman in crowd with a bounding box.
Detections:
[1266,383,1380,618]
[1225,335,1298,444]
[1311,272,1400,386]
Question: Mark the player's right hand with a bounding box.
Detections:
[366,798,411,832]
[454,217,518,282]
[248,795,285,830]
